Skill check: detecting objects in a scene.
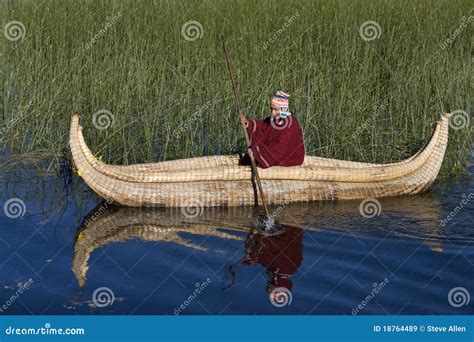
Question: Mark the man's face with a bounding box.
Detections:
[271,104,281,119]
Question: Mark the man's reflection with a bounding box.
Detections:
[227,224,303,304]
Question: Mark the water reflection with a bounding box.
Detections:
[72,194,451,290]
[240,225,303,304]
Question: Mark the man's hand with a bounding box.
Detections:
[247,148,253,158]
[240,114,249,127]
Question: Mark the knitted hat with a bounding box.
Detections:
[271,90,290,108]
[271,91,291,118]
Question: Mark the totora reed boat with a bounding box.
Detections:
[69,112,452,207]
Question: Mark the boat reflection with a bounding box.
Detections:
[72,195,445,289]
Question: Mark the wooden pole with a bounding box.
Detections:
[221,36,270,217]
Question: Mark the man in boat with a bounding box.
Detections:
[239,91,305,168]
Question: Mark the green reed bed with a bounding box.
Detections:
[1,0,472,176]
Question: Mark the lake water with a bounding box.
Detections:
[0,157,472,315]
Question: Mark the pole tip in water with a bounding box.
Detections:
[254,215,286,236]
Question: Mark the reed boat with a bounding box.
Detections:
[69,112,452,207]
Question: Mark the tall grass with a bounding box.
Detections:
[2,0,472,176]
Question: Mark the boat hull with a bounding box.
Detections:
[69,113,451,207]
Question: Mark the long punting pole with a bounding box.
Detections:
[221,36,270,217]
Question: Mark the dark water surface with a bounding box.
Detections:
[0,158,473,315]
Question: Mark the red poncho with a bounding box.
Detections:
[243,115,305,169]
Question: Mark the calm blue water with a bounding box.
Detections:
[0,158,472,315]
